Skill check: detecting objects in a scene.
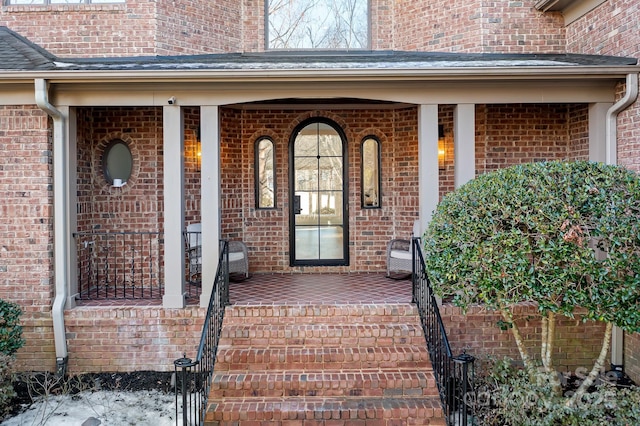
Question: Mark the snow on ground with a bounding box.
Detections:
[2,389,177,426]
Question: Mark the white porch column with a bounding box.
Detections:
[454,104,476,188]
[588,102,612,162]
[417,104,440,234]
[162,105,186,308]
[200,106,221,308]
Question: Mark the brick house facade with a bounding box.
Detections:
[1,0,640,382]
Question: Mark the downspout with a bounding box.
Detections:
[35,79,69,376]
[605,72,639,375]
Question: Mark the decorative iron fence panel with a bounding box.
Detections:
[174,240,229,426]
[74,231,164,300]
[184,228,203,300]
[412,237,476,426]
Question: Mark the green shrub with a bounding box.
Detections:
[424,160,640,405]
[473,358,640,426]
[0,299,24,356]
[0,300,23,421]
[0,354,17,421]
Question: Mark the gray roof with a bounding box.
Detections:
[0,27,57,70]
[1,26,637,73]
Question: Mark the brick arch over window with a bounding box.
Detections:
[285,111,351,144]
[92,133,140,193]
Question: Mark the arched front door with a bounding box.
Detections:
[289,118,349,266]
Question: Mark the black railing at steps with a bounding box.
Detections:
[412,237,476,426]
[174,240,230,426]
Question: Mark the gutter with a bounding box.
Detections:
[605,72,639,375]
[0,65,638,84]
[606,73,639,164]
[34,78,69,376]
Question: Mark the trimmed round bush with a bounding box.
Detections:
[424,160,640,330]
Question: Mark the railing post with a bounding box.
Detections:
[174,353,197,426]
[453,352,475,426]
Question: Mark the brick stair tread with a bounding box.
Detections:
[205,396,444,423]
[224,303,420,325]
[215,346,432,371]
[219,323,425,347]
[210,370,439,398]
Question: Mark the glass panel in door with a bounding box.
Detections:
[291,120,348,266]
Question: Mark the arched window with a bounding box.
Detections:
[361,136,381,208]
[255,137,276,209]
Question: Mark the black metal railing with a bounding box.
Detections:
[174,240,230,426]
[74,231,163,300]
[412,237,476,426]
[184,228,203,300]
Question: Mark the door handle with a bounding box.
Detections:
[293,195,302,214]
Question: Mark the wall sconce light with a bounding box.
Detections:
[194,126,202,171]
[438,124,446,170]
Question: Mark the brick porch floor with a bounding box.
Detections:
[229,272,413,305]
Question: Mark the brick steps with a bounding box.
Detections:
[211,370,439,398]
[223,304,421,324]
[220,323,425,346]
[206,396,445,424]
[205,303,442,425]
[215,346,432,371]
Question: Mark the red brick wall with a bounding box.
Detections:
[1,5,157,57]
[625,332,640,384]
[393,0,565,53]
[394,0,482,52]
[481,2,565,53]
[565,0,640,172]
[0,0,241,56]
[481,104,585,173]
[76,107,164,235]
[219,107,419,273]
[568,104,590,160]
[62,306,203,373]
[0,105,55,370]
[156,0,241,55]
[441,303,608,372]
[241,0,265,52]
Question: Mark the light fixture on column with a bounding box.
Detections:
[438,124,446,170]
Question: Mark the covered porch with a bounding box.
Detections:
[44,52,637,317]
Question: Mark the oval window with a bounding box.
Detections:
[102,139,133,186]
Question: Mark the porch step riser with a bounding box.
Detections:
[206,397,445,424]
[210,371,439,398]
[221,323,423,342]
[215,347,432,371]
[224,304,420,325]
